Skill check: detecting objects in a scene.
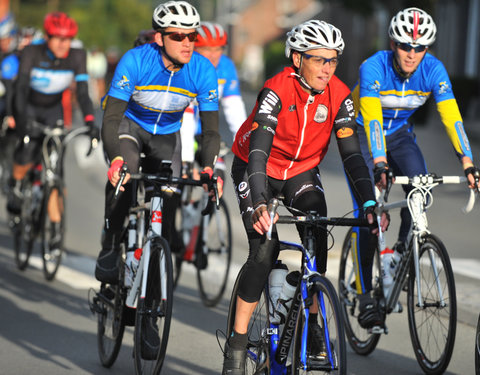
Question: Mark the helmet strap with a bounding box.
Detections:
[159,35,184,70]
[392,52,415,79]
[293,56,323,95]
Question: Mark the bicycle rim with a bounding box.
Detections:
[292,277,346,375]
[197,198,232,307]
[226,266,270,375]
[13,181,36,270]
[41,185,65,281]
[134,237,173,375]
[407,234,456,375]
[338,229,381,355]
[475,314,480,375]
[97,283,125,367]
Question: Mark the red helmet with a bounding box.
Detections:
[44,12,78,38]
[196,22,227,48]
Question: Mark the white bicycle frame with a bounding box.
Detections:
[376,175,476,312]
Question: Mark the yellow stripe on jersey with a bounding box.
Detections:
[379,89,430,98]
[437,99,465,155]
[134,85,197,98]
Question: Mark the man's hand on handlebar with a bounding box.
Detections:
[373,161,395,191]
[464,164,480,191]
[200,167,223,199]
[364,204,390,235]
[108,159,130,192]
[251,202,279,235]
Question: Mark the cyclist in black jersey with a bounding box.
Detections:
[6,12,99,249]
[94,0,222,285]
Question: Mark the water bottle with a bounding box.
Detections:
[271,270,300,325]
[125,248,142,288]
[381,248,394,297]
[268,262,289,320]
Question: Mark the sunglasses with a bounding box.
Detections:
[396,42,427,53]
[162,31,198,42]
[302,52,339,67]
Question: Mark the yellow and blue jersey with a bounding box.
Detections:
[108,43,218,135]
[352,50,472,160]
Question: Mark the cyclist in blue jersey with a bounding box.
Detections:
[95,1,221,285]
[348,7,480,329]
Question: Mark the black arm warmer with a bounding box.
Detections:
[76,80,94,120]
[3,78,14,117]
[198,110,220,168]
[101,96,128,162]
[13,72,30,136]
[247,88,282,206]
[334,94,375,204]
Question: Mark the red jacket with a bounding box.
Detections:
[232,66,351,180]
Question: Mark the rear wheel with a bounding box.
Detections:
[407,234,456,375]
[226,266,270,375]
[134,237,173,375]
[96,282,126,367]
[13,179,37,270]
[197,198,232,307]
[42,184,65,280]
[291,276,346,375]
[338,228,381,355]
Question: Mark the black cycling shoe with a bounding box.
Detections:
[95,248,120,284]
[357,293,383,329]
[141,317,160,360]
[6,185,22,215]
[308,322,327,357]
[222,341,246,375]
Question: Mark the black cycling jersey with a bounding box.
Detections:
[14,43,94,133]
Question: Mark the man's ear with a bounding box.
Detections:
[389,39,396,52]
[155,31,163,47]
[292,51,301,69]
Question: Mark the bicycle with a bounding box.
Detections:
[339,173,478,375]
[11,122,96,280]
[172,168,232,307]
[89,160,219,375]
[225,197,371,374]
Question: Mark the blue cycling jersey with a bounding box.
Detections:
[1,53,19,80]
[108,43,219,135]
[217,54,241,98]
[353,50,472,160]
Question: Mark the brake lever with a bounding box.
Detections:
[266,198,279,240]
[114,164,128,199]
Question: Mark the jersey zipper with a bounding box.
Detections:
[283,94,314,179]
[153,69,175,134]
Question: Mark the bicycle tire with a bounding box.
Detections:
[13,179,37,270]
[475,313,480,375]
[292,276,347,375]
[226,266,270,375]
[338,228,381,355]
[96,282,126,367]
[197,198,232,307]
[134,237,173,375]
[407,234,456,375]
[41,183,65,281]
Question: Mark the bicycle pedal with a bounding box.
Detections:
[367,325,385,334]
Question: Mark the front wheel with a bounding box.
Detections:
[407,234,456,375]
[134,237,173,375]
[338,228,381,355]
[42,184,65,280]
[291,276,346,375]
[226,266,270,375]
[475,313,480,375]
[197,198,232,307]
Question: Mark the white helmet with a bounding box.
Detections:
[152,1,200,30]
[389,7,436,46]
[285,20,344,59]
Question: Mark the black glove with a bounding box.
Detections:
[86,121,100,141]
[465,165,480,187]
[373,161,393,184]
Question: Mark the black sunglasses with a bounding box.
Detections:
[396,42,427,53]
[162,31,198,42]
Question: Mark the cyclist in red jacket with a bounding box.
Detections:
[222,19,389,375]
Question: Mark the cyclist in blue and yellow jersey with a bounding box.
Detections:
[6,12,99,250]
[348,7,480,329]
[95,1,221,286]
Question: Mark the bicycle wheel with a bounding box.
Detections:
[134,237,173,375]
[197,198,232,307]
[13,179,36,270]
[338,228,381,355]
[41,184,65,280]
[407,234,456,375]
[96,282,126,367]
[475,313,480,375]
[292,276,346,375]
[226,266,270,375]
